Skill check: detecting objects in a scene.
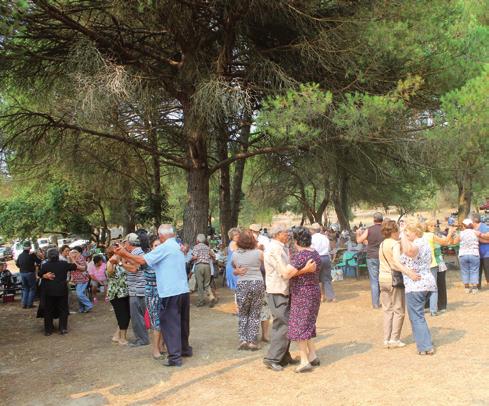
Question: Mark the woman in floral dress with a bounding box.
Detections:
[288,227,322,372]
[106,246,130,345]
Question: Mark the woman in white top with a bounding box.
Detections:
[449,219,482,293]
[400,221,436,355]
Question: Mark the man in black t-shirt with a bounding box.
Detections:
[16,241,41,308]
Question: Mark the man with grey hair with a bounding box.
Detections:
[191,233,216,307]
[121,233,149,347]
[116,224,192,367]
[263,223,316,371]
[356,212,384,309]
[472,213,489,288]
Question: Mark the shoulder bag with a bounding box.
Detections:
[381,242,405,289]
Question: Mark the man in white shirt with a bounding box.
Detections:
[263,224,316,371]
[310,223,336,302]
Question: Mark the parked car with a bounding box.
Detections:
[12,241,34,261]
[110,226,124,240]
[37,238,51,250]
[69,239,90,248]
[57,238,73,248]
[0,246,13,261]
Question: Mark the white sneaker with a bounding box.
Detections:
[472,288,479,294]
[464,288,471,294]
[383,340,390,348]
[388,340,406,348]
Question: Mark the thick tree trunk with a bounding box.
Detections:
[183,166,210,244]
[217,129,232,245]
[457,172,472,223]
[230,113,251,227]
[150,134,162,228]
[333,170,351,231]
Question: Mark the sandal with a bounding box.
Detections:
[418,349,435,356]
[247,343,260,351]
[238,341,248,350]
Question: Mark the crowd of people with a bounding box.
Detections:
[7,210,489,370]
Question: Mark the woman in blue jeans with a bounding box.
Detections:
[400,221,436,355]
[449,219,483,293]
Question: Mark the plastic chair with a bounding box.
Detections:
[333,251,358,278]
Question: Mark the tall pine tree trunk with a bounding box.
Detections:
[457,170,472,223]
[217,126,232,245]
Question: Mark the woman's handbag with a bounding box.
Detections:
[381,242,405,289]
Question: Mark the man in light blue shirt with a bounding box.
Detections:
[116,224,192,367]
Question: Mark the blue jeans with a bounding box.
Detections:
[427,267,438,313]
[75,282,93,312]
[20,272,37,307]
[406,291,433,352]
[366,258,380,307]
[459,255,480,285]
[319,255,335,300]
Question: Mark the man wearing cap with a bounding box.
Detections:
[121,233,149,347]
[16,241,41,308]
[116,224,191,367]
[472,213,489,289]
[263,223,317,372]
[356,212,385,309]
[191,234,216,307]
[310,223,335,302]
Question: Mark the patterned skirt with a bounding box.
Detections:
[287,284,321,341]
[145,285,160,330]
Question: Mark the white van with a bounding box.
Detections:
[37,238,51,250]
[110,226,124,240]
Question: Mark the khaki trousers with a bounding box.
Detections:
[194,263,214,304]
[380,283,405,342]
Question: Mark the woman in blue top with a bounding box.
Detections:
[145,237,166,359]
[225,228,240,290]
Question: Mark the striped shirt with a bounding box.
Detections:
[126,247,146,296]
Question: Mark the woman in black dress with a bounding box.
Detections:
[38,248,77,335]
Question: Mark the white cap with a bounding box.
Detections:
[462,218,473,226]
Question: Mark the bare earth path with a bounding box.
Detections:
[1,261,488,406]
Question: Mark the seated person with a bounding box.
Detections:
[0,262,15,295]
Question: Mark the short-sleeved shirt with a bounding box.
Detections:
[479,223,489,258]
[192,243,212,265]
[401,238,436,293]
[71,256,89,284]
[126,247,147,297]
[87,261,107,282]
[107,264,129,300]
[233,248,263,282]
[459,229,479,257]
[311,233,330,256]
[143,238,189,298]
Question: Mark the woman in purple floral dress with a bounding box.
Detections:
[288,227,322,372]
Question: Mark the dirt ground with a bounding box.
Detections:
[1,257,488,406]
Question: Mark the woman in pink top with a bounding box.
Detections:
[87,254,107,304]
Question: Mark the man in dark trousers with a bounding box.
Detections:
[356,212,385,309]
[16,241,41,308]
[116,224,191,367]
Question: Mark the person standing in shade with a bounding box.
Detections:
[69,248,92,313]
[116,224,192,367]
[250,224,270,251]
[191,234,216,307]
[120,233,150,347]
[263,223,317,372]
[309,223,335,303]
[472,213,489,289]
[16,241,41,309]
[38,248,77,335]
[356,212,384,309]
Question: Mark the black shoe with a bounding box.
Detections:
[22,305,27,309]
[263,359,283,372]
[282,355,300,366]
[310,358,320,366]
[27,305,36,309]
[59,329,68,335]
[162,359,182,367]
[44,332,52,336]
